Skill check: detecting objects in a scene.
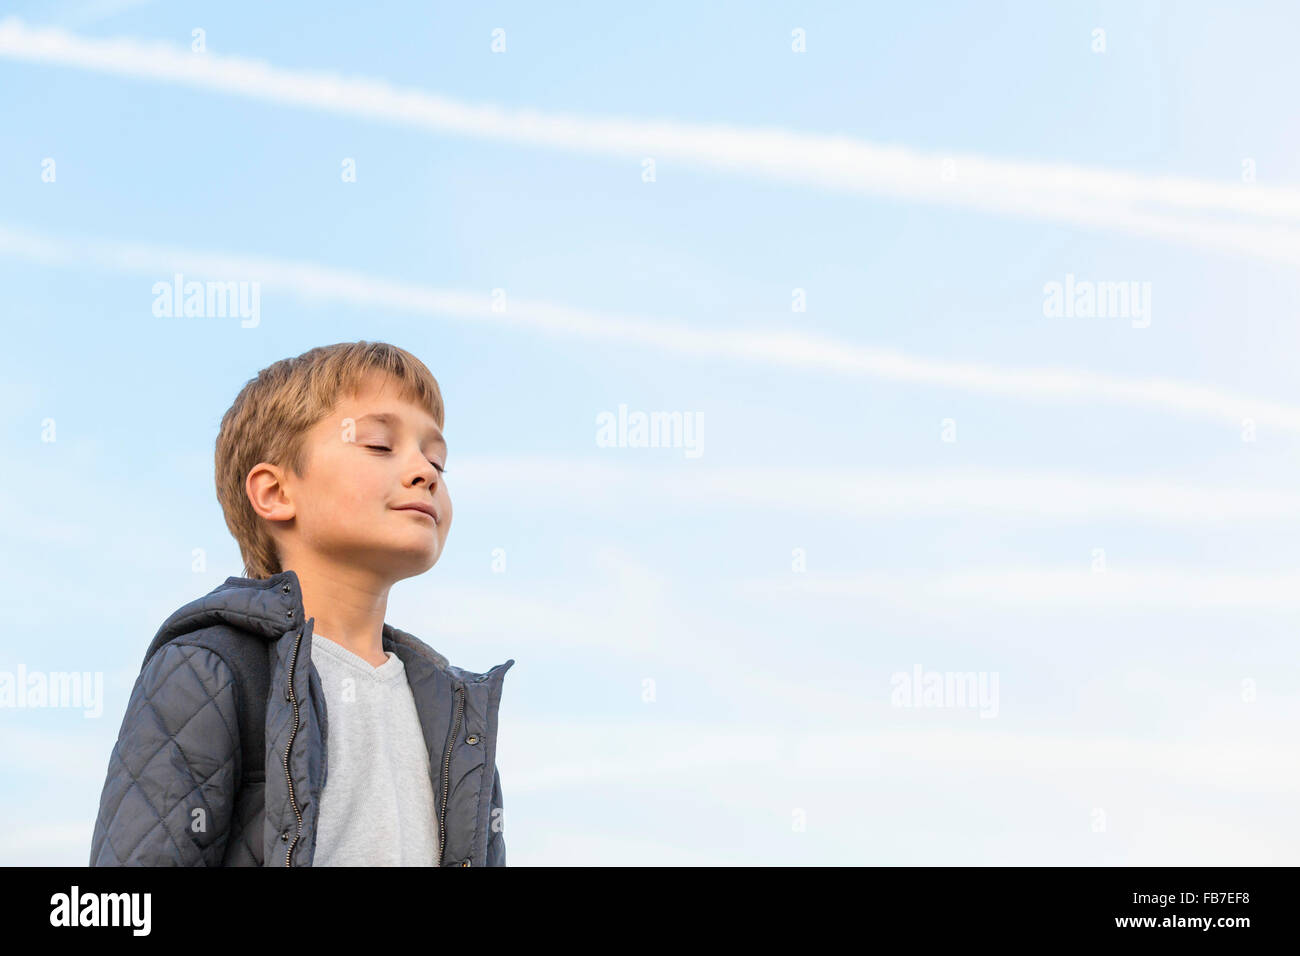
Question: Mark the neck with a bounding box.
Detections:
[281,553,392,662]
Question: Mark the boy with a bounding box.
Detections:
[88,341,513,866]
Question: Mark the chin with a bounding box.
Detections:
[358,536,441,579]
[405,542,443,574]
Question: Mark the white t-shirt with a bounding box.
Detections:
[309,631,440,866]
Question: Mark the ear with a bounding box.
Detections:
[246,462,295,522]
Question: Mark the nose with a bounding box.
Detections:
[408,450,439,490]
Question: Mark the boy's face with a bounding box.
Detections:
[272,372,452,581]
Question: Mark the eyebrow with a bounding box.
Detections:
[356,412,446,450]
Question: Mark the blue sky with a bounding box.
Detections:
[2,0,1299,864]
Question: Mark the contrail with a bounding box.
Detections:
[2,17,1299,263]
[2,222,1297,432]
[448,455,1300,525]
[747,567,1300,607]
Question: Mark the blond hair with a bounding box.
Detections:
[215,341,445,579]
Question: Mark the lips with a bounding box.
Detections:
[393,502,439,524]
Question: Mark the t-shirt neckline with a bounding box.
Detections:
[312,631,405,681]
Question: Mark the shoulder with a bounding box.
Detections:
[149,623,270,677]
[139,625,274,735]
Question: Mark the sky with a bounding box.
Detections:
[1,0,1299,865]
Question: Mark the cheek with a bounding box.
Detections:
[321,466,384,516]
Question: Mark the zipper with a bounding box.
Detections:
[437,684,466,866]
[282,628,306,866]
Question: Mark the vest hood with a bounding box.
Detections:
[141,568,483,680]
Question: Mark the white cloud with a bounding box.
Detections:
[497,718,1300,795]
[746,566,1300,608]
[449,455,1300,524]
[0,821,93,865]
[2,222,1298,431]
[2,18,1299,263]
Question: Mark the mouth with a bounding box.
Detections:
[393,503,439,525]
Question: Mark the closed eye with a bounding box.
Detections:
[366,445,446,474]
